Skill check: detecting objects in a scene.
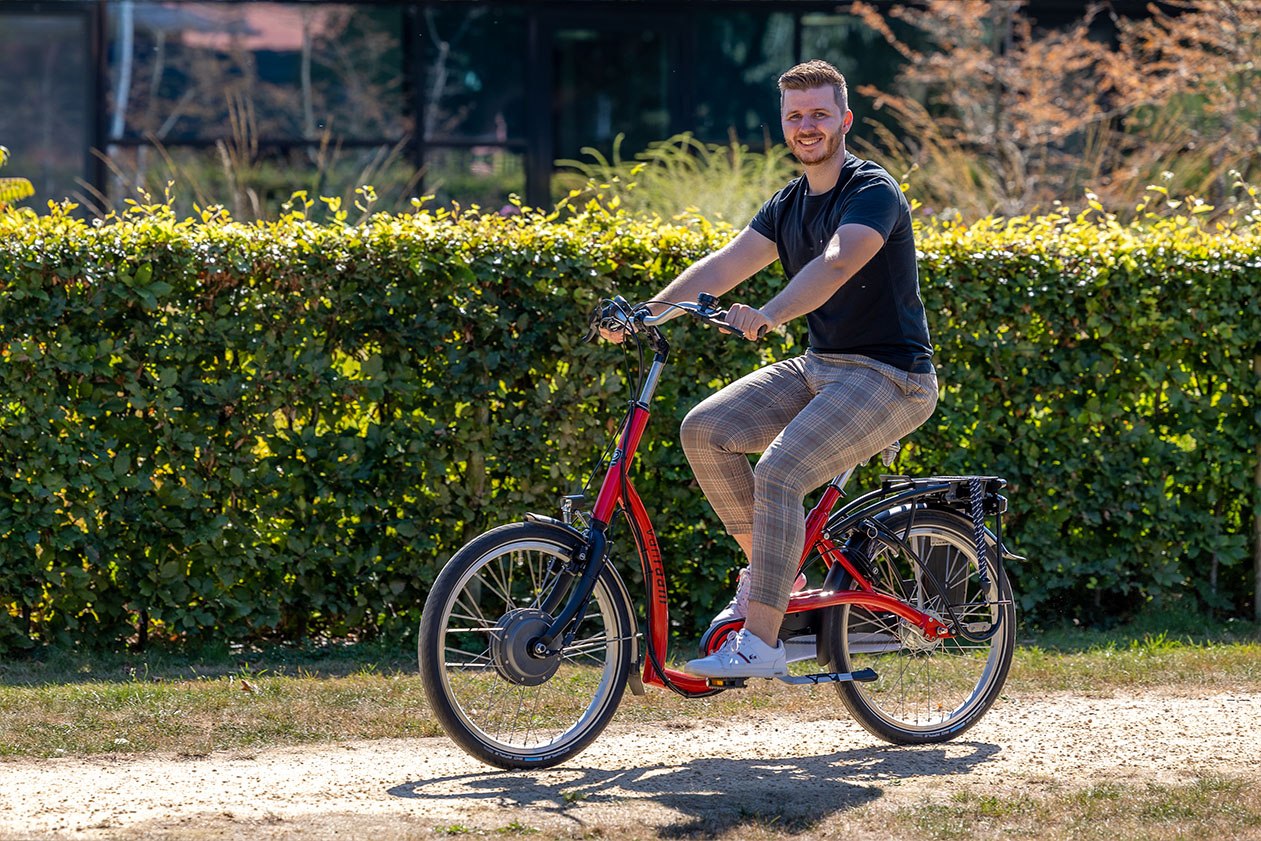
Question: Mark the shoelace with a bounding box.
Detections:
[716,629,750,660]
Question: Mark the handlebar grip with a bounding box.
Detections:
[713,319,768,341]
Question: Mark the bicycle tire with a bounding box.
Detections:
[418,521,634,769]
[824,507,1015,744]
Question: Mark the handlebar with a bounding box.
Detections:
[590,294,767,342]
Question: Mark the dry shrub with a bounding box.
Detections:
[851,0,1261,220]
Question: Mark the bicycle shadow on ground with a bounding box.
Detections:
[390,740,1000,837]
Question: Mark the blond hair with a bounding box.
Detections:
[778,60,848,110]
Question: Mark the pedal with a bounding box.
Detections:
[706,677,748,689]
[774,667,879,686]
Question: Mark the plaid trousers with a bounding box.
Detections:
[679,351,938,612]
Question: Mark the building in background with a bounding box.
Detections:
[0,0,1152,215]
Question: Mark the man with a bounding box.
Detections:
[605,60,937,678]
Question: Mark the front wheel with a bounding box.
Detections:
[826,508,1016,744]
[418,522,634,769]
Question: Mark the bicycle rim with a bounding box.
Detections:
[832,509,1014,743]
[423,531,631,766]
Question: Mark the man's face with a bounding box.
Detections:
[781,86,851,166]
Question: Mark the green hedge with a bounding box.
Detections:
[918,207,1260,622]
[0,198,1257,651]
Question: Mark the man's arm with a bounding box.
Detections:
[602,226,778,341]
[651,225,779,311]
[724,223,885,339]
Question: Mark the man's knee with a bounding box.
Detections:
[752,452,810,501]
[680,403,728,456]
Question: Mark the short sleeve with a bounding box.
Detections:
[749,194,778,242]
[839,176,902,240]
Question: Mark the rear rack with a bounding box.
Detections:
[879,475,1008,515]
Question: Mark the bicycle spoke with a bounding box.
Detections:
[526,552,544,603]
[479,558,516,608]
[452,591,488,622]
[445,607,501,630]
[561,634,615,661]
[445,645,493,666]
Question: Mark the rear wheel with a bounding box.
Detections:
[418,522,634,769]
[826,508,1015,744]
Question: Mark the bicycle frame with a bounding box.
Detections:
[421,298,1020,771]
[551,333,963,697]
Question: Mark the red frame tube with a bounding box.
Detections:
[620,478,714,693]
[591,405,652,525]
[787,588,951,637]
[616,465,949,695]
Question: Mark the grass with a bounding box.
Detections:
[554,130,798,226]
[1008,608,1261,695]
[0,640,438,757]
[1009,635,1261,695]
[0,665,440,758]
[1,616,1257,759]
[887,775,1261,841]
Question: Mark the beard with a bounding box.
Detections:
[788,130,842,166]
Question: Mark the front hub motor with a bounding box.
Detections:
[491,608,563,686]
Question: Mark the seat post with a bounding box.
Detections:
[829,468,856,493]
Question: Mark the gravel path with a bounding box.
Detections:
[2,690,1259,839]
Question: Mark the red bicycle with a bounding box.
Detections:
[418,295,1019,769]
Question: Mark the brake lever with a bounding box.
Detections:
[581,302,602,343]
[694,294,767,340]
[583,297,636,343]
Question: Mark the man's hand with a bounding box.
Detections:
[723,303,775,341]
[589,298,636,344]
[598,323,628,344]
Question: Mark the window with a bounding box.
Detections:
[551,22,672,162]
[801,12,904,132]
[0,10,92,207]
[691,10,795,146]
[107,2,406,143]
[420,5,526,144]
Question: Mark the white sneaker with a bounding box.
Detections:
[709,566,808,627]
[685,628,789,678]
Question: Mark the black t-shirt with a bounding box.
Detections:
[749,153,933,373]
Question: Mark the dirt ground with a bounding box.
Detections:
[2,689,1259,840]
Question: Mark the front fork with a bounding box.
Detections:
[533,524,610,654]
